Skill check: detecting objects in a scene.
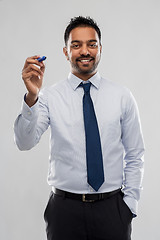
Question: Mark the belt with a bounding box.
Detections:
[54,188,121,202]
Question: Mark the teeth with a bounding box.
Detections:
[80,59,90,62]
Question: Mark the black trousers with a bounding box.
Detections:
[44,190,133,240]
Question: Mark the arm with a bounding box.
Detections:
[14,91,50,150]
[121,90,145,217]
[14,55,49,150]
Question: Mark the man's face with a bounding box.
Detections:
[63,26,102,80]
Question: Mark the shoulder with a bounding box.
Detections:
[100,76,137,113]
[100,76,132,98]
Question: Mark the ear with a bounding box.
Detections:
[63,47,69,60]
[100,44,102,54]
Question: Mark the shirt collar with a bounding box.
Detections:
[67,72,101,91]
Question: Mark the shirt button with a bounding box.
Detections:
[27,111,31,115]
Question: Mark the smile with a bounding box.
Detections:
[77,58,94,63]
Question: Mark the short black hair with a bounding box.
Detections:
[64,16,101,46]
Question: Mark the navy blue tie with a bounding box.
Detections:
[80,82,104,191]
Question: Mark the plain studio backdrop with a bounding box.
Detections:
[0,0,159,239]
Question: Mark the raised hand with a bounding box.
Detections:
[22,55,45,107]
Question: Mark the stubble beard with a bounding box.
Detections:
[70,57,101,76]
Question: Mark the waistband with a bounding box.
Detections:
[54,188,121,202]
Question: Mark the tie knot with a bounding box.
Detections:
[80,82,91,94]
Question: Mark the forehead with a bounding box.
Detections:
[68,27,99,43]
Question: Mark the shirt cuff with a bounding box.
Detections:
[123,195,138,218]
[21,95,39,121]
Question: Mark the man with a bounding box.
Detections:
[14,16,144,240]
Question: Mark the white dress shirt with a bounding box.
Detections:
[14,72,144,216]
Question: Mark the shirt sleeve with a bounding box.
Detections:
[121,90,145,217]
[14,89,50,150]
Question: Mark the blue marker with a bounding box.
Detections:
[37,56,47,62]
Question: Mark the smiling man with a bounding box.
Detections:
[63,26,102,79]
[14,16,144,240]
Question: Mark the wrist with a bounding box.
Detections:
[25,92,38,107]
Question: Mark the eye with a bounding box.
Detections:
[89,43,97,48]
[71,44,80,48]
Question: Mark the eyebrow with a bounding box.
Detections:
[88,39,98,43]
[71,39,98,44]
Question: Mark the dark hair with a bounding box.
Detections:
[64,16,101,46]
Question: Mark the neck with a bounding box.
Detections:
[72,71,97,81]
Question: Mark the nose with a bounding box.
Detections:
[80,44,89,56]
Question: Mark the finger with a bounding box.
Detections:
[23,55,41,69]
[40,61,45,73]
[24,64,44,75]
[31,55,41,59]
[22,71,41,81]
[26,58,43,67]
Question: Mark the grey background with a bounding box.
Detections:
[0,0,159,239]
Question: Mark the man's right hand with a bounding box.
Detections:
[22,55,45,107]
